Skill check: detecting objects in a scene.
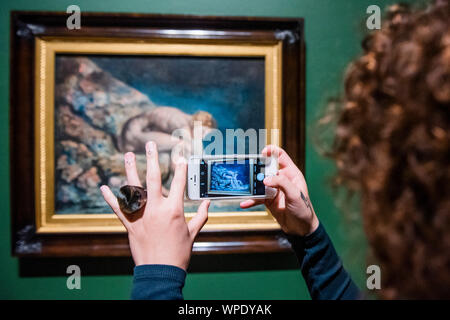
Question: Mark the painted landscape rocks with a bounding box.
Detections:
[55,57,156,213]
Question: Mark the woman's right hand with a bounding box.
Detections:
[240,145,319,237]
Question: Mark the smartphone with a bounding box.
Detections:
[186,154,278,200]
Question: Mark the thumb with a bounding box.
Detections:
[264,175,298,201]
[188,200,210,240]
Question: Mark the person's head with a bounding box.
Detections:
[191,110,217,139]
[191,111,217,129]
[326,0,449,299]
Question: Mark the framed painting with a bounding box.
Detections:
[10,12,305,256]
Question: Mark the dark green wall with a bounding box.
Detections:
[0,0,417,299]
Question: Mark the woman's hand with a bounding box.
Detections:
[240,145,319,236]
[101,141,210,271]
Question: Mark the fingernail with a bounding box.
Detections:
[264,176,272,183]
[176,157,187,166]
[100,185,107,192]
[146,141,155,154]
[124,152,134,164]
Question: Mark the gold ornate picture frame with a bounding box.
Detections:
[35,37,282,233]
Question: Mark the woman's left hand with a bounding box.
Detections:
[101,141,210,271]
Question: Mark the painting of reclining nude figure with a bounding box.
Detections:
[209,161,252,195]
[54,54,265,214]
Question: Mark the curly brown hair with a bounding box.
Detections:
[324,1,450,299]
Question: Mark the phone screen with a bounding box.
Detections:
[199,158,266,198]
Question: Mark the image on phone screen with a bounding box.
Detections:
[200,158,266,198]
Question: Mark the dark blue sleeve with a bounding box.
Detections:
[287,223,361,300]
[131,264,186,300]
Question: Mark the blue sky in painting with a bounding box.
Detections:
[91,55,265,153]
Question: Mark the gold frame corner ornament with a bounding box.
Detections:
[34,37,282,233]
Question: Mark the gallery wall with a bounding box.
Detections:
[0,0,418,299]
